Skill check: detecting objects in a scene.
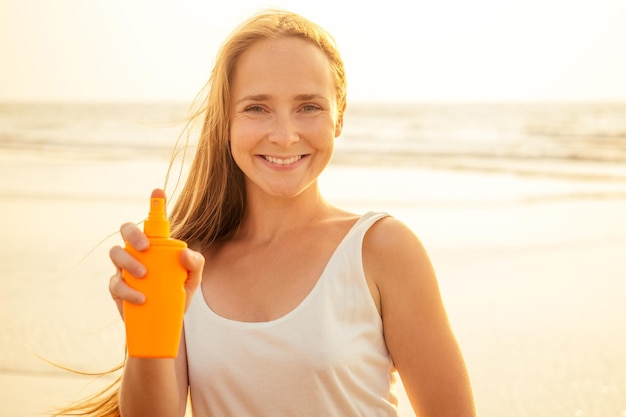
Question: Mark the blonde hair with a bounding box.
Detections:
[53,9,345,416]
[169,8,346,247]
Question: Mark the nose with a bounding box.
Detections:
[267,112,299,147]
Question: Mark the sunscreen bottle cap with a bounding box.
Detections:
[144,189,170,238]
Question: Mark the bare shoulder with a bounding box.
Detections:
[362,216,434,288]
[363,216,424,252]
[361,215,439,317]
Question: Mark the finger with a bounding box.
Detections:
[180,248,205,306]
[120,222,149,251]
[109,245,146,278]
[109,270,146,306]
[108,271,125,316]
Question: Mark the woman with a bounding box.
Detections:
[63,8,475,417]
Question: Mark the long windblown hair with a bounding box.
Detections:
[53,8,345,416]
[168,8,347,247]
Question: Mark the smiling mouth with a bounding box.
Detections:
[262,155,304,165]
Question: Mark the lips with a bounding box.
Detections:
[262,155,304,165]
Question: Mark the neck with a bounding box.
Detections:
[237,182,331,243]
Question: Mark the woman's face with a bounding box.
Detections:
[229,36,342,200]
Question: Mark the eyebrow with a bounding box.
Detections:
[235,93,327,105]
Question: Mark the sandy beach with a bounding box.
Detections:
[1,148,626,417]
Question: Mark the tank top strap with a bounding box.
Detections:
[344,211,390,252]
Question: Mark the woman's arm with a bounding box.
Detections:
[363,217,476,417]
[119,335,189,417]
[109,222,204,417]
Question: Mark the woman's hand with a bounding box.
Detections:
[109,222,149,317]
[108,222,205,318]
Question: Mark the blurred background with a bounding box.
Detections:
[1,1,625,416]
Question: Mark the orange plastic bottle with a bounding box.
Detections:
[122,189,187,358]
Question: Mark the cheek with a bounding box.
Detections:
[229,123,262,171]
[229,122,254,151]
[311,118,339,143]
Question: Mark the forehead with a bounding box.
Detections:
[231,37,336,98]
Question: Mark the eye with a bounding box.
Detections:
[301,104,322,112]
[244,105,266,113]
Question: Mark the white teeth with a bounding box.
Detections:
[264,155,302,165]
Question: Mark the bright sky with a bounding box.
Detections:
[2,0,626,103]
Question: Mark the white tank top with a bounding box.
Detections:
[184,212,398,416]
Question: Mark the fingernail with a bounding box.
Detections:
[135,236,149,251]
